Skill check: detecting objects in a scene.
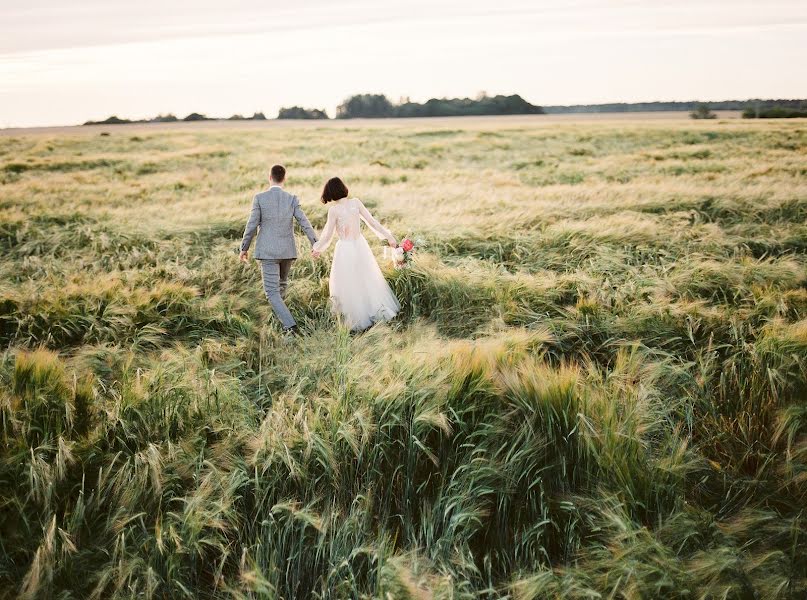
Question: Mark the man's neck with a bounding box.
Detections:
[269,181,283,188]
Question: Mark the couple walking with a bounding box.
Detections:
[239,164,400,334]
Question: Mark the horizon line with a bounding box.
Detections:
[5,96,804,131]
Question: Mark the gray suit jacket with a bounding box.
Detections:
[240,186,318,260]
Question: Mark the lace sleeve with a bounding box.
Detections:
[313,206,336,252]
[357,199,396,244]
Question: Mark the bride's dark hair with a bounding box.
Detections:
[321,177,349,204]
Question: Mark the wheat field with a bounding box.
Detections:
[1,116,806,599]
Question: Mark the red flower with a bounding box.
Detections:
[401,238,414,252]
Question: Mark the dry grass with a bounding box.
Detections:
[1,116,806,598]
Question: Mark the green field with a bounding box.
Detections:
[1,117,806,599]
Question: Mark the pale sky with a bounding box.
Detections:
[1,0,805,127]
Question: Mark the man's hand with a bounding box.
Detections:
[239,250,248,263]
[311,250,321,259]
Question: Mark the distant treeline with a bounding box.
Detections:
[82,96,807,126]
[335,93,544,118]
[742,106,807,119]
[83,112,267,125]
[82,94,540,125]
[543,99,807,114]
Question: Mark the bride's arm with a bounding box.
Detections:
[357,199,397,246]
[312,206,336,253]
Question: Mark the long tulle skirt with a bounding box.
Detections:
[329,236,400,331]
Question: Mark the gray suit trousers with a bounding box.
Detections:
[260,259,296,329]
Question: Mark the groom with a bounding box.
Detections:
[239,164,318,334]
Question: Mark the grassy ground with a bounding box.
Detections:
[1,117,806,599]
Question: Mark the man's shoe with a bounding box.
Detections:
[284,325,302,337]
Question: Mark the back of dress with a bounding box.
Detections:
[313,198,396,251]
[332,199,363,241]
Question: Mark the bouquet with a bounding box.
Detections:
[384,236,418,268]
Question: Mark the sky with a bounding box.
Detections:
[1,0,806,127]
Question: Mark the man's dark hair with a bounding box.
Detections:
[321,177,349,204]
[270,164,286,182]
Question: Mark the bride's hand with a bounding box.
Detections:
[388,238,398,248]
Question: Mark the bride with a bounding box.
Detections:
[311,177,400,331]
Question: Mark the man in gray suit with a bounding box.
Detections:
[239,164,318,334]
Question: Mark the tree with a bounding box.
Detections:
[690,104,717,119]
[336,94,395,119]
[277,106,329,119]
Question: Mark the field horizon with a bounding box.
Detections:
[0,111,749,137]
[1,116,806,598]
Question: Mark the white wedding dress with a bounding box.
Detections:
[313,197,400,331]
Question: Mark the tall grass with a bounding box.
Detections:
[1,117,806,597]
